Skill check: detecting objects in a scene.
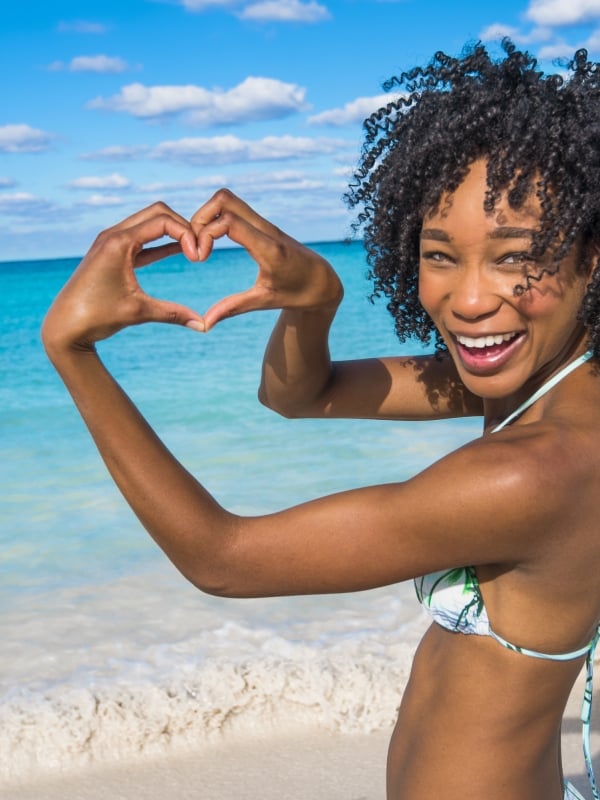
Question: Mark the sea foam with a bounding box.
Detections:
[0,625,421,783]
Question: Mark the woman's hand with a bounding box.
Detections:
[41,203,204,358]
[191,189,344,331]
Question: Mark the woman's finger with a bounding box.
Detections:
[43,210,202,345]
[140,294,205,329]
[201,286,267,331]
[97,203,198,265]
[116,212,198,264]
[107,201,192,235]
[191,189,288,245]
[195,209,286,266]
[133,241,183,269]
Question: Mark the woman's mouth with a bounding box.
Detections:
[453,331,525,371]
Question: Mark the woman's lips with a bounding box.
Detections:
[452,331,526,372]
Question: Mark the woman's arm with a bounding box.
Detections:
[41,344,555,599]
[190,190,344,416]
[191,190,482,421]
[42,202,556,601]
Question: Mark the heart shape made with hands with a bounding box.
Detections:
[185,191,343,332]
[127,192,342,334]
[42,193,342,353]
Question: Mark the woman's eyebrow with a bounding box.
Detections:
[420,228,451,241]
[420,226,536,241]
[488,227,536,239]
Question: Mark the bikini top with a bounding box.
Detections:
[414,350,599,799]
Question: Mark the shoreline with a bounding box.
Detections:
[4,668,599,800]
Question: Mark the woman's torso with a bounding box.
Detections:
[388,623,585,799]
[386,353,600,799]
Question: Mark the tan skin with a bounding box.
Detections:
[42,161,600,799]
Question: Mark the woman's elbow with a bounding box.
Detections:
[172,537,257,599]
[257,384,303,419]
[176,560,244,598]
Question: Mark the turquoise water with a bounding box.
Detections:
[0,241,482,782]
[1,241,476,599]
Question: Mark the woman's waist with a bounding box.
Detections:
[388,627,569,800]
[405,622,578,732]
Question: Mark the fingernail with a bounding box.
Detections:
[186,320,205,333]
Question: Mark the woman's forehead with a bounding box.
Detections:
[422,160,543,228]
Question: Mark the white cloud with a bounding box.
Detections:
[71,55,127,72]
[80,145,149,161]
[138,169,324,198]
[0,124,54,154]
[189,77,309,124]
[479,23,520,40]
[536,41,577,58]
[526,0,600,26]
[581,27,600,50]
[537,27,600,58]
[0,193,53,215]
[139,175,229,193]
[308,94,393,126]
[332,166,353,177]
[0,177,16,188]
[49,55,128,73]
[179,0,330,21]
[57,20,108,34]
[152,134,349,165]
[235,169,325,192]
[67,173,131,190]
[181,0,239,9]
[88,83,211,117]
[240,0,330,22]
[479,22,553,44]
[80,194,126,207]
[81,135,349,165]
[87,77,308,124]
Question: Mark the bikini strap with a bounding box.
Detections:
[491,623,600,799]
[488,628,597,661]
[582,628,600,800]
[491,351,593,433]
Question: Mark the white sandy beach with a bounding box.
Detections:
[4,730,389,800]
[4,668,598,800]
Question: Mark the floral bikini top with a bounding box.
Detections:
[414,351,600,800]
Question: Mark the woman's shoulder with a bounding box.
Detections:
[405,406,598,565]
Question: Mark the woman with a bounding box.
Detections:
[42,41,600,799]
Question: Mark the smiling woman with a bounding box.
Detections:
[416,159,593,404]
[42,40,600,800]
[346,43,600,362]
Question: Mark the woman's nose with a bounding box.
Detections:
[450,266,503,321]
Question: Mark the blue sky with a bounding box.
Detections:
[2,0,600,261]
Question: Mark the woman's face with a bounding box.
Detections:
[418,159,591,400]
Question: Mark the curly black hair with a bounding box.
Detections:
[345,39,600,356]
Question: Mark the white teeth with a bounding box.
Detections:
[455,332,518,349]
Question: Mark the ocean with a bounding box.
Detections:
[0,241,482,784]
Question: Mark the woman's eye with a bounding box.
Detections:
[499,252,534,266]
[422,250,452,264]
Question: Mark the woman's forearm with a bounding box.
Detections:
[46,343,236,594]
[258,303,341,417]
